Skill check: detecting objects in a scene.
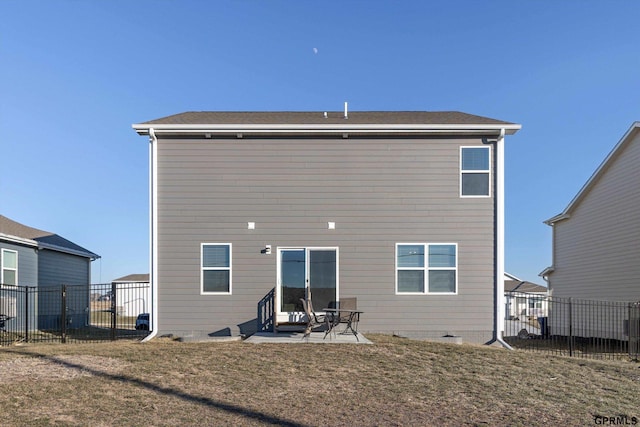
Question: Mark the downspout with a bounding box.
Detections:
[494,128,513,350]
[142,128,159,342]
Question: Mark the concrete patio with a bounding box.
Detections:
[245,331,372,344]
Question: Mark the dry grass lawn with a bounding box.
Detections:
[0,334,639,426]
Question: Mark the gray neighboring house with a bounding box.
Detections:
[542,122,640,302]
[133,110,521,344]
[0,215,99,328]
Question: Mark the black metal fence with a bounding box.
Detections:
[504,292,640,360]
[0,282,151,346]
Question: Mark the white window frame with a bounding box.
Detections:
[201,243,232,295]
[395,243,458,295]
[460,146,491,198]
[1,249,18,286]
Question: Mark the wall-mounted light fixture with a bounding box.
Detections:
[328,222,336,230]
[261,244,272,255]
[248,222,255,230]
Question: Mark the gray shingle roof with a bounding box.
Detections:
[504,279,548,293]
[0,215,99,260]
[112,273,149,283]
[0,215,51,240]
[140,111,517,126]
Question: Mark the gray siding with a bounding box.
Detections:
[0,241,38,286]
[38,249,91,287]
[550,131,640,301]
[157,136,496,343]
[37,249,91,328]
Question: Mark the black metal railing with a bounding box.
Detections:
[504,292,640,360]
[1,282,151,346]
[257,287,275,332]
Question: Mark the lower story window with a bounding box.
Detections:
[201,243,231,294]
[1,249,17,286]
[396,243,457,294]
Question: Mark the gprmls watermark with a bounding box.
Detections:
[593,415,638,425]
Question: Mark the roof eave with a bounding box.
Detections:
[544,213,570,226]
[539,266,555,277]
[0,232,38,247]
[504,272,521,281]
[546,121,640,222]
[38,242,101,261]
[132,123,521,137]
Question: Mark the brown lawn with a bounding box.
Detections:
[0,335,638,426]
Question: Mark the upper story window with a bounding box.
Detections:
[1,249,18,286]
[460,146,491,197]
[201,243,231,294]
[396,243,457,294]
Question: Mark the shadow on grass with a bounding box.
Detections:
[6,348,307,427]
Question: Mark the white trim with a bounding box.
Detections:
[0,233,37,247]
[200,243,232,295]
[0,234,97,260]
[460,146,492,198]
[36,242,99,260]
[504,272,521,281]
[1,248,18,286]
[544,213,570,226]
[395,243,458,295]
[539,266,555,277]
[133,123,521,136]
[539,266,555,284]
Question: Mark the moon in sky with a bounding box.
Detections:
[313,47,318,54]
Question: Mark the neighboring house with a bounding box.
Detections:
[542,122,640,340]
[542,122,640,302]
[133,110,521,343]
[0,215,99,329]
[504,272,548,319]
[111,273,150,317]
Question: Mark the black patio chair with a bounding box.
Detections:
[300,298,327,339]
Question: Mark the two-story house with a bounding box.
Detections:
[0,214,99,329]
[133,110,520,344]
[541,122,640,341]
[542,122,640,301]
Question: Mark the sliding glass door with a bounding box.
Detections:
[277,247,338,323]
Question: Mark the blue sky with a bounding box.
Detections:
[1,1,639,284]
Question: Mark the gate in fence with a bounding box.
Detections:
[0,283,151,345]
[504,292,640,360]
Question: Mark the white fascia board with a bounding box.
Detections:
[132,123,521,136]
[539,266,554,277]
[0,233,38,247]
[543,213,570,226]
[0,233,99,259]
[504,272,521,281]
[37,242,101,260]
